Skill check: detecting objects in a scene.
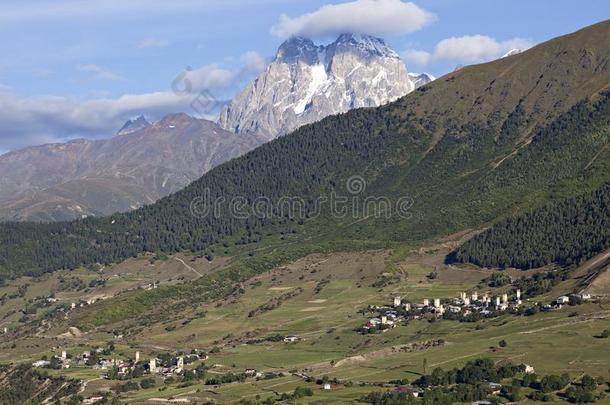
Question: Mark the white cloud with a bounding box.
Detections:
[137,38,170,49]
[0,89,222,151]
[77,64,125,82]
[240,51,268,73]
[175,65,238,95]
[173,52,268,96]
[0,51,271,152]
[403,35,534,67]
[271,0,435,39]
[434,35,532,63]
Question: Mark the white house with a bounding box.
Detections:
[556,296,570,305]
[523,364,535,374]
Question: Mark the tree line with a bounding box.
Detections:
[448,182,610,269]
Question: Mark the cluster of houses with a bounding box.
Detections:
[359,289,595,333]
[359,291,525,333]
[32,348,208,379]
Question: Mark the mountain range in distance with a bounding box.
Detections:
[0,114,265,222]
[0,33,433,222]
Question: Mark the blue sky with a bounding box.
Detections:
[0,0,606,152]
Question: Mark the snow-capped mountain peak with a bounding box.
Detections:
[219,33,434,140]
[502,49,523,58]
[276,36,321,64]
[332,33,400,59]
[408,72,436,88]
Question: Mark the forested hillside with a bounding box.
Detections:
[0,364,81,404]
[448,182,610,269]
[0,21,609,278]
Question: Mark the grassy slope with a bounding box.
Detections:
[3,245,607,404]
[1,21,609,278]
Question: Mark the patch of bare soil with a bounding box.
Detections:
[322,340,446,369]
[249,250,390,287]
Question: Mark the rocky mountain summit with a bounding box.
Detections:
[219,33,432,140]
[116,115,151,136]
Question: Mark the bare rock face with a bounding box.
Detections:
[219,34,432,140]
[0,114,265,221]
[116,115,151,136]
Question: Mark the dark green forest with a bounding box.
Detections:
[0,88,609,279]
[448,182,610,269]
[0,364,80,404]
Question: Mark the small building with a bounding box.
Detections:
[447,305,461,313]
[149,358,157,374]
[32,360,50,368]
[284,335,300,343]
[393,296,402,307]
[556,296,570,305]
[523,364,535,374]
[323,383,331,390]
[423,299,430,306]
[487,382,502,395]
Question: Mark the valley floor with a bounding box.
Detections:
[1,240,609,404]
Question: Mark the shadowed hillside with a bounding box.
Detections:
[0,20,609,277]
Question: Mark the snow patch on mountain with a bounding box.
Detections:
[219,33,433,140]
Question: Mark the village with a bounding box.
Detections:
[358,288,593,334]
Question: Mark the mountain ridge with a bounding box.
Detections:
[0,114,264,222]
[219,33,431,140]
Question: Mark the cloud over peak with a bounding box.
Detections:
[271,0,435,39]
